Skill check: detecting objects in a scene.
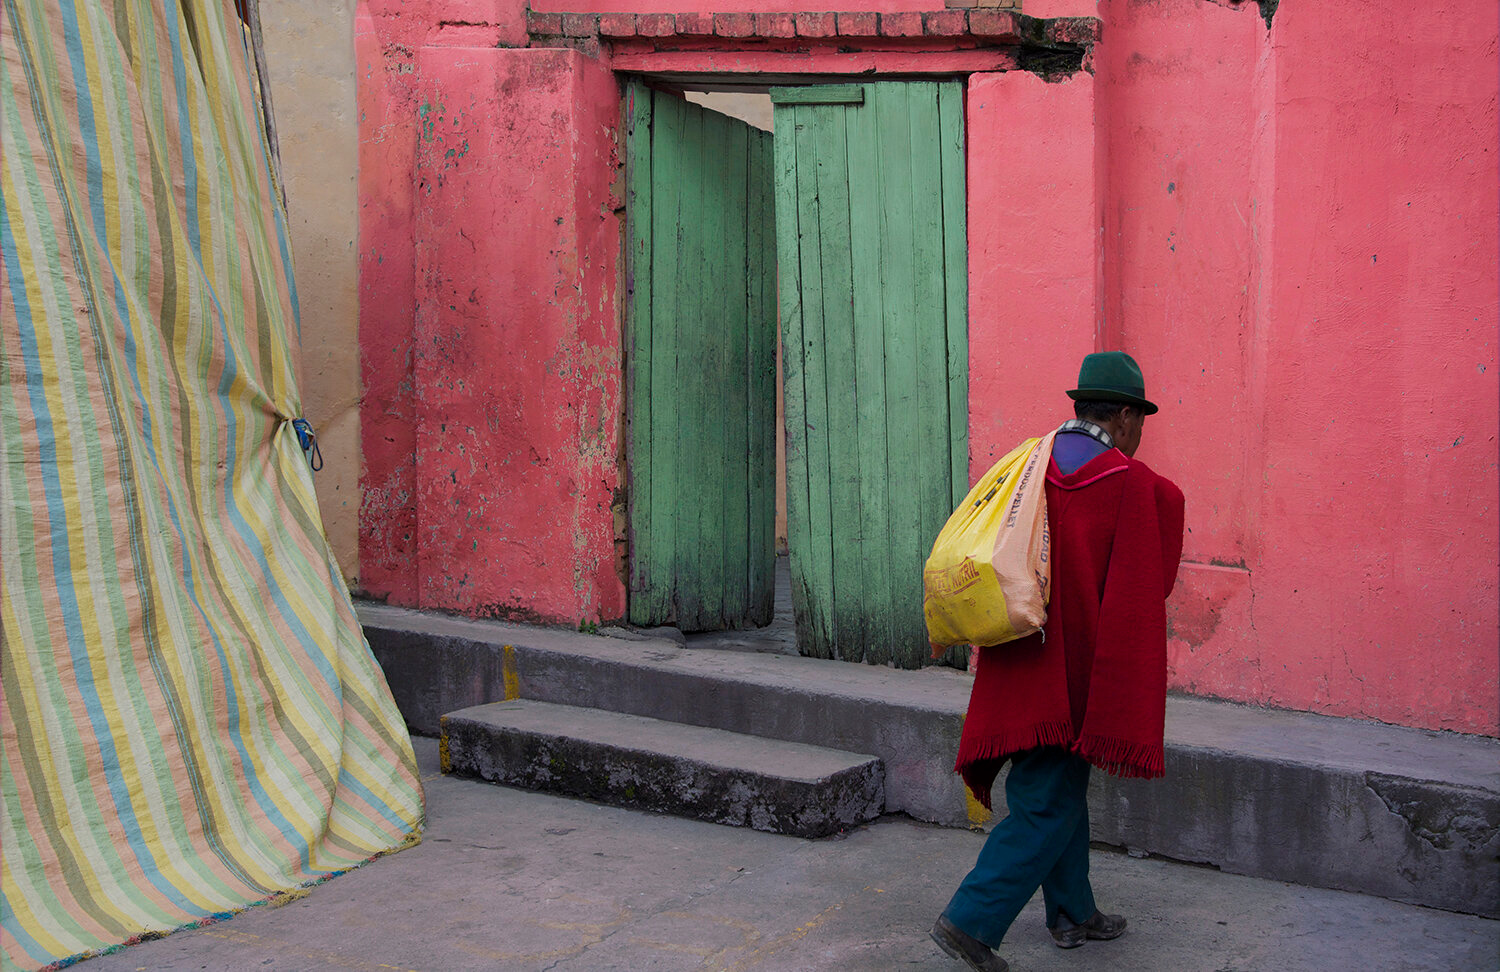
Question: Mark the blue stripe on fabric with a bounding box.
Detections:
[161,5,200,255]
[60,5,156,452]
[49,0,204,918]
[0,188,78,972]
[273,182,300,338]
[337,767,413,833]
[260,139,300,339]
[0,905,50,969]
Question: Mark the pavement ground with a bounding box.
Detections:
[86,737,1500,972]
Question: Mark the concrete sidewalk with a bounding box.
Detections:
[87,737,1499,972]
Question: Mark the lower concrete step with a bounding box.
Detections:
[441,699,885,838]
[363,604,1500,918]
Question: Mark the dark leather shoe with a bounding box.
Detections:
[1050,910,1127,948]
[930,915,1009,971]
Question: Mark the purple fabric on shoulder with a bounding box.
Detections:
[1052,430,1109,474]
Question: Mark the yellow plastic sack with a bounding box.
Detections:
[924,432,1057,648]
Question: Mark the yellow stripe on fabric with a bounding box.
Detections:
[76,0,124,268]
[0,114,167,943]
[0,847,77,965]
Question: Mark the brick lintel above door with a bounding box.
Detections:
[524,8,1101,74]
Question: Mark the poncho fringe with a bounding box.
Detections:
[956,720,1075,810]
[1072,733,1165,780]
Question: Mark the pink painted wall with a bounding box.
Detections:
[966,69,1098,472]
[355,0,1498,734]
[359,1,503,602]
[356,2,420,602]
[357,2,533,605]
[1088,0,1265,727]
[1088,0,1498,734]
[409,47,625,623]
[358,0,625,623]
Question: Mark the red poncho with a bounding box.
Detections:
[955,449,1185,809]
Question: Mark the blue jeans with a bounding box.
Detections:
[942,747,1097,947]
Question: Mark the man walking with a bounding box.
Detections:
[930,352,1185,972]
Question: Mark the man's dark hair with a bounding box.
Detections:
[1073,399,1135,423]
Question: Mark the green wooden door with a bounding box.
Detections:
[772,82,968,668]
[624,82,778,631]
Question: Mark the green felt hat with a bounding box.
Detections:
[1066,351,1159,415]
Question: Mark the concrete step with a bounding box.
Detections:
[440,699,885,838]
[361,602,1500,918]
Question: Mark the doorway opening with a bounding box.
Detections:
[623,78,969,668]
[678,89,797,656]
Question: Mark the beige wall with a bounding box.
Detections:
[684,90,773,131]
[259,0,362,584]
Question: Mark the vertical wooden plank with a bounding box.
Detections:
[744,129,765,626]
[910,81,949,525]
[758,130,780,625]
[625,82,655,625]
[647,93,683,626]
[812,104,863,658]
[714,104,739,630]
[625,92,779,633]
[845,86,896,663]
[719,116,751,625]
[795,106,839,659]
[690,104,714,630]
[772,102,808,642]
[870,83,921,667]
[937,80,971,671]
[675,99,709,629]
[678,99,701,628]
[773,103,817,654]
[906,82,953,665]
[746,128,777,626]
[938,81,970,510]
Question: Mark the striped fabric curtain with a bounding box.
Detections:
[0,2,423,968]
